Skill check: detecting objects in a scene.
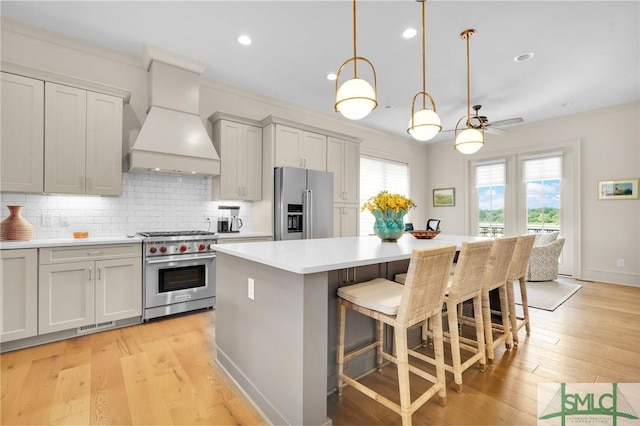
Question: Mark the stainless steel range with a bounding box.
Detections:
[138,231,217,321]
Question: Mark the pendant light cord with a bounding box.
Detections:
[352,0,358,78]
[421,0,426,109]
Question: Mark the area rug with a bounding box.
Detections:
[514,277,582,311]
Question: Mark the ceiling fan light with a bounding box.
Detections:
[335,77,377,120]
[454,128,484,154]
[408,108,441,141]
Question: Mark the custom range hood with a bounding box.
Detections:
[129,45,220,176]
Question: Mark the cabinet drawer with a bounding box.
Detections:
[39,244,141,264]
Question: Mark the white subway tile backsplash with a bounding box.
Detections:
[0,171,254,239]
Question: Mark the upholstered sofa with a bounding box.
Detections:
[526,231,565,281]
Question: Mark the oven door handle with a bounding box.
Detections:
[145,254,216,265]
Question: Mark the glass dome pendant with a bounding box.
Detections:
[454,29,484,154]
[407,0,441,142]
[334,0,378,120]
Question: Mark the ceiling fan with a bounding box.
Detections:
[443,105,524,134]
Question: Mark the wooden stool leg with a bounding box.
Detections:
[395,327,412,426]
[482,291,495,365]
[472,295,487,371]
[337,301,346,396]
[446,301,463,392]
[507,279,519,346]
[498,286,513,349]
[431,311,448,405]
[519,277,531,335]
[376,320,384,371]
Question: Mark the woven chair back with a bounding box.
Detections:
[482,236,518,292]
[447,240,494,301]
[396,245,456,326]
[507,234,536,281]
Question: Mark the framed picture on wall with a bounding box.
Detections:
[433,188,455,207]
[597,178,639,200]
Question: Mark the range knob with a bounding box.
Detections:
[159,246,167,253]
[198,244,206,251]
[180,245,188,253]
[149,246,157,254]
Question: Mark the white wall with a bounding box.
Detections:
[425,102,640,286]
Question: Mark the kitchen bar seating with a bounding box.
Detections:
[420,240,494,392]
[506,234,536,346]
[336,245,457,426]
[478,236,518,364]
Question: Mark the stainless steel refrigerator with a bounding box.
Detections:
[274,166,333,240]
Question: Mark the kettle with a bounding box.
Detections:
[230,216,243,233]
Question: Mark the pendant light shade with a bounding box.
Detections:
[407,0,441,142]
[408,107,441,141]
[454,29,484,154]
[454,128,484,154]
[336,76,377,120]
[334,0,378,120]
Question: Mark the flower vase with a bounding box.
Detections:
[0,205,34,241]
[372,208,406,242]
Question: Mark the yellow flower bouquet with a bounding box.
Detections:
[362,191,416,241]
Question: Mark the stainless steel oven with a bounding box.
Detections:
[138,231,217,321]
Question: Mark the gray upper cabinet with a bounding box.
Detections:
[210,113,263,201]
[1,73,124,196]
[45,83,123,195]
[0,73,45,193]
[274,124,327,172]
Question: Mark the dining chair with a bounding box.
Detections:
[506,234,536,346]
[336,245,457,426]
[426,219,441,231]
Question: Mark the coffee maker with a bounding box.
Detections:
[217,206,242,233]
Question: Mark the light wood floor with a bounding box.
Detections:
[2,279,639,425]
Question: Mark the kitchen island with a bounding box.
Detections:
[214,234,488,426]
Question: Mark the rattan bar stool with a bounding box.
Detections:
[336,245,457,426]
[482,236,518,364]
[506,234,536,346]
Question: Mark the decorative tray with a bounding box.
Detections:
[409,230,440,239]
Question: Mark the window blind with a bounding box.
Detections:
[475,161,505,187]
[523,155,562,181]
[359,155,409,235]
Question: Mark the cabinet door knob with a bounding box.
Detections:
[88,266,92,281]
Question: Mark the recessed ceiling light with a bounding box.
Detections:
[238,35,252,46]
[402,28,417,39]
[326,73,337,81]
[384,105,393,109]
[560,102,574,108]
[514,52,534,62]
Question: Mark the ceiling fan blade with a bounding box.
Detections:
[485,127,507,135]
[489,117,524,127]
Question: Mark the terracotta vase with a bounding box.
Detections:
[0,205,34,241]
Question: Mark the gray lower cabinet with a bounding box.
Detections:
[1,249,38,342]
[38,244,141,334]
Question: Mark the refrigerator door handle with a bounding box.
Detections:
[303,189,312,239]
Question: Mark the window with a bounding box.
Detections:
[523,154,562,233]
[359,156,409,236]
[475,161,505,237]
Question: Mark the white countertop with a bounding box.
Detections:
[0,235,142,250]
[214,234,489,274]
[215,232,273,240]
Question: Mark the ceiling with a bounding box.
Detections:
[2,1,639,143]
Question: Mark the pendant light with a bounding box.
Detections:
[407,0,441,142]
[334,0,378,120]
[454,29,484,154]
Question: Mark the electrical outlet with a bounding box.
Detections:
[248,278,255,300]
[617,259,625,267]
